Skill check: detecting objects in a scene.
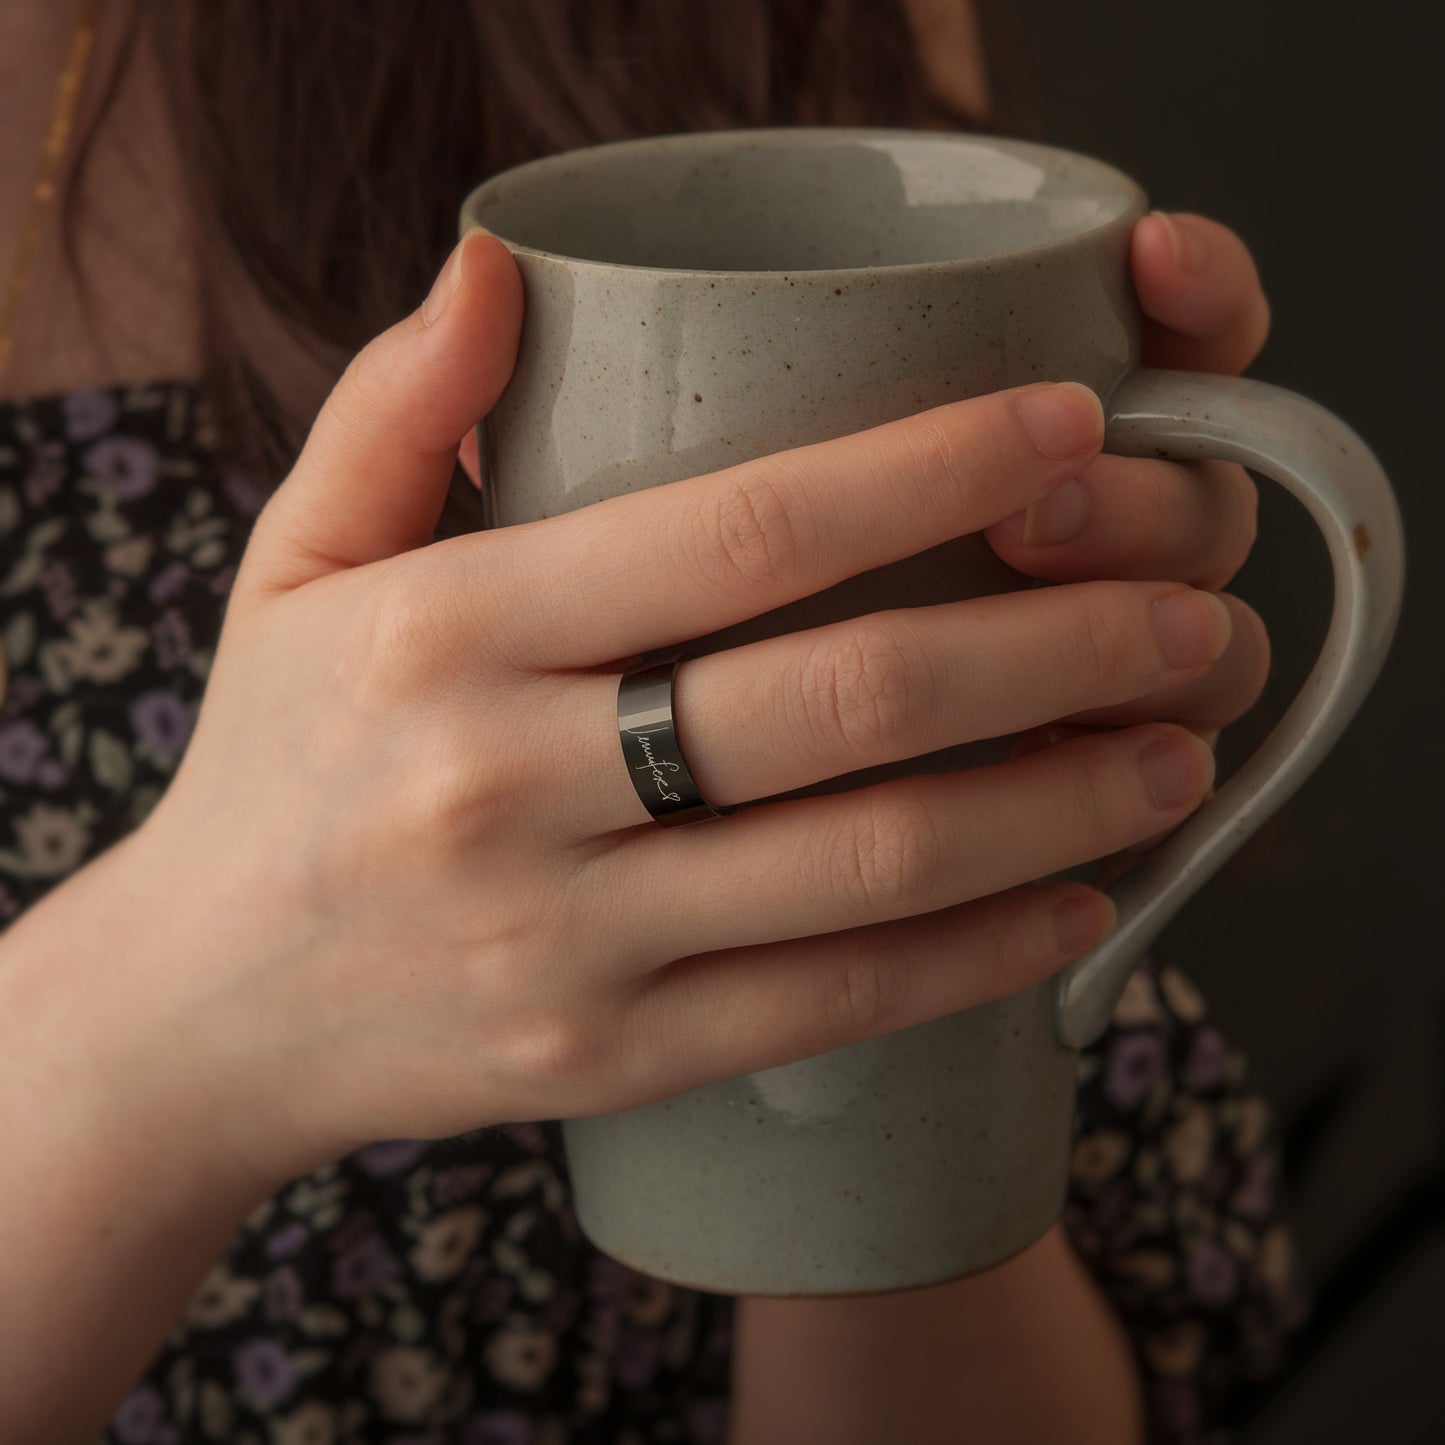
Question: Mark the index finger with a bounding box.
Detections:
[469,381,1103,671]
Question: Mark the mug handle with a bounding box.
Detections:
[1054,367,1405,1049]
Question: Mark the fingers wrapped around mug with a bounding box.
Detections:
[984,210,1273,765]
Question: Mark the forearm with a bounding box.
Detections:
[726,1219,1145,1445]
[0,835,282,1445]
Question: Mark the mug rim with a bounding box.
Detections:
[459,126,1150,278]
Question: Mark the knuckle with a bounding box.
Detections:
[1067,584,1136,693]
[691,467,803,595]
[349,569,448,702]
[405,736,513,854]
[801,618,925,763]
[833,791,944,918]
[330,346,401,447]
[502,1014,614,1102]
[900,413,973,502]
[1060,748,1116,841]
[825,936,912,1041]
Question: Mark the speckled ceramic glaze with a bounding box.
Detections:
[459,130,1403,1296]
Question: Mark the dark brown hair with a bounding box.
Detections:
[64,1,1010,530]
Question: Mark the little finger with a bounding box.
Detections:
[594,881,1116,1113]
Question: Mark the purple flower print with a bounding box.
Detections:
[1182,1025,1228,1092]
[149,560,191,605]
[151,609,192,670]
[36,759,66,788]
[112,1382,167,1444]
[129,690,195,757]
[1103,1032,1168,1113]
[63,387,119,442]
[331,1232,402,1299]
[462,1411,532,1445]
[1185,1239,1239,1307]
[355,1138,429,1177]
[0,719,48,784]
[266,1219,310,1260]
[39,559,78,620]
[83,436,160,501]
[432,1162,492,1207]
[233,1337,299,1408]
[1232,1156,1278,1220]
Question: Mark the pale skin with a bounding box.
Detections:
[0,3,1275,1442]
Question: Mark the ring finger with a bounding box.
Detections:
[550,576,1231,840]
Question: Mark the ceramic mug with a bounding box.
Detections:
[459,128,1403,1296]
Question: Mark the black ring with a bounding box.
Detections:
[617,653,736,827]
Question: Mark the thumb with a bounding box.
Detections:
[240,227,523,596]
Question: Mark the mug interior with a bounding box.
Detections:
[463,129,1143,273]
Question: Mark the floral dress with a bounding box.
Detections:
[0,381,1311,1445]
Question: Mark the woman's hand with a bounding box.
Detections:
[73,229,1245,1191]
[986,211,1273,878]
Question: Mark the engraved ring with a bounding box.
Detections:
[617,653,736,827]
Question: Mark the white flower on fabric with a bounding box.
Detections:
[484,1322,558,1391]
[54,598,148,684]
[184,1264,261,1330]
[269,1399,337,1445]
[408,1205,488,1282]
[1069,1128,1132,1184]
[1163,1101,1216,1183]
[13,802,90,878]
[1158,964,1208,1023]
[368,1345,447,1424]
[1112,967,1167,1027]
[1143,1320,1210,1378]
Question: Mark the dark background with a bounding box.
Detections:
[980,0,1443,1438]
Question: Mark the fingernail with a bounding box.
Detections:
[1020,478,1088,546]
[1139,731,1211,810]
[1055,891,1114,954]
[422,230,479,325]
[1151,211,1208,275]
[1153,588,1232,670]
[1014,382,1104,459]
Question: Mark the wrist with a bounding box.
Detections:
[0,827,306,1211]
[727,1221,1144,1445]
